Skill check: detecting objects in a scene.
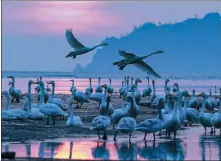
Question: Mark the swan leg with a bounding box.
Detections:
[210,128,213,134]
[153,133,156,141]
[204,127,207,134]
[112,123,115,129]
[52,116,55,125]
[46,117,49,125]
[158,130,161,136]
[214,128,216,133]
[114,130,119,141]
[143,133,147,141]
[129,132,132,142]
[102,130,107,140]
[174,131,176,140]
[72,55,76,59]
[97,131,101,139]
[11,98,14,103]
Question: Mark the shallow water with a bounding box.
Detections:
[2,126,221,160]
[2,78,221,95]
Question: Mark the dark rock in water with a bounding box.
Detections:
[1,152,16,159]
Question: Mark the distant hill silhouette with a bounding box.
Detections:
[74,13,221,77]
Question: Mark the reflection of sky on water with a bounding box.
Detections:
[2,126,221,160]
[2,78,221,95]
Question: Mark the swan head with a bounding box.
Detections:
[101,84,108,89]
[135,78,142,83]
[46,80,55,85]
[165,79,170,83]
[152,80,155,84]
[28,80,34,85]
[197,92,207,99]
[8,81,13,86]
[98,77,101,79]
[36,80,45,89]
[174,83,179,87]
[181,90,190,97]
[7,76,14,79]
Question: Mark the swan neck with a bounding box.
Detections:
[92,44,103,50]
[219,100,221,115]
[51,84,55,98]
[102,88,107,102]
[98,78,100,86]
[39,86,45,105]
[89,79,92,87]
[152,82,156,96]
[27,97,31,113]
[28,83,31,95]
[200,98,206,113]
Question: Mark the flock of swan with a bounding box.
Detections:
[2,75,221,142]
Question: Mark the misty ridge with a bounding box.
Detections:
[74,12,221,78]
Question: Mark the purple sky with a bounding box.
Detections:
[2,1,221,71]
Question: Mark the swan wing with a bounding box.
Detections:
[133,60,161,78]
[118,50,138,60]
[65,29,85,49]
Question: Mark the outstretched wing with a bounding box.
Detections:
[118,50,138,60]
[134,60,161,78]
[65,29,85,49]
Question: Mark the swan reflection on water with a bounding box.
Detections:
[115,141,137,160]
[91,141,110,160]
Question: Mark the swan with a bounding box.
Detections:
[36,80,68,125]
[35,76,49,103]
[1,91,17,120]
[107,79,114,96]
[87,92,103,108]
[128,77,134,92]
[186,99,199,126]
[90,95,111,140]
[99,84,114,116]
[113,50,163,78]
[95,77,103,93]
[91,142,110,160]
[208,89,218,109]
[119,81,124,98]
[160,79,172,115]
[7,76,22,103]
[70,79,77,92]
[211,96,221,133]
[123,76,130,99]
[23,80,39,111]
[198,92,214,134]
[46,81,66,111]
[119,77,127,98]
[142,76,152,98]
[85,77,93,94]
[72,88,89,109]
[114,84,137,142]
[151,80,164,109]
[115,142,137,160]
[25,93,45,120]
[162,94,181,139]
[35,78,40,93]
[66,93,83,128]
[110,102,130,129]
[2,91,28,120]
[135,107,164,141]
[65,29,108,59]
[126,78,142,104]
[188,89,198,109]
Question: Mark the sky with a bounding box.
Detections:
[2,1,221,72]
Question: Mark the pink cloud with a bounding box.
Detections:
[2,1,119,36]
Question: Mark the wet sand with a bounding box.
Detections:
[2,94,159,142]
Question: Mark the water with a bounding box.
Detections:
[2,126,221,160]
[2,78,221,95]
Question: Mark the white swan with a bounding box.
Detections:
[25,93,45,120]
[72,88,89,109]
[188,89,198,109]
[70,79,77,92]
[99,84,114,116]
[1,91,17,120]
[151,80,164,109]
[126,78,142,104]
[66,93,83,128]
[128,77,134,92]
[107,79,114,95]
[36,80,68,125]
[7,76,23,103]
[110,102,130,129]
[46,81,66,111]
[119,81,124,98]
[90,96,111,140]
[23,80,39,111]
[95,77,103,93]
[87,92,103,108]
[36,77,49,103]
[113,50,163,78]
[211,96,221,133]
[186,98,199,126]
[114,84,137,142]
[85,77,93,94]
[198,92,214,134]
[142,76,152,98]
[65,29,108,59]
[123,76,130,99]
[2,91,28,120]
[119,77,127,98]
[136,107,164,141]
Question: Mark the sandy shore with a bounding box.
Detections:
[2,93,159,142]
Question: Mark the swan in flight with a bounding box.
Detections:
[65,29,108,59]
[66,93,83,128]
[113,50,163,78]
[7,76,23,103]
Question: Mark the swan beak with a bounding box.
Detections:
[69,79,74,82]
[22,93,26,96]
[157,50,164,53]
[101,84,105,88]
[33,82,39,84]
[139,80,142,83]
[103,42,108,46]
[7,76,12,78]
[46,81,52,84]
